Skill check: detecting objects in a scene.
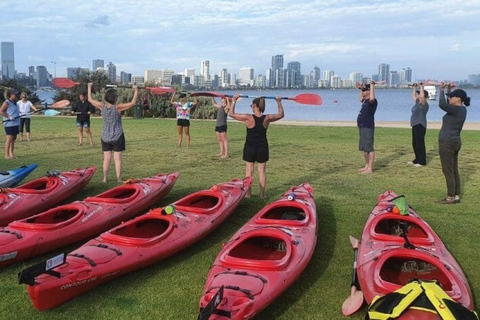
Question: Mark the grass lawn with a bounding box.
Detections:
[1,116,479,319]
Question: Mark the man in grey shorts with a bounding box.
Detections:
[356,82,378,174]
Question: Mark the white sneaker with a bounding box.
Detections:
[407,161,414,165]
[414,163,423,167]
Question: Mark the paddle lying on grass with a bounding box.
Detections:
[190,92,323,106]
[341,235,364,316]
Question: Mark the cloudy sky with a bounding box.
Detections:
[1,0,479,80]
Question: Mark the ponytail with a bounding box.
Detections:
[252,97,266,113]
[464,97,471,107]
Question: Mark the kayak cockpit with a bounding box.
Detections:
[370,215,435,245]
[10,178,60,194]
[85,185,141,204]
[101,216,174,246]
[254,202,309,226]
[221,229,292,270]
[10,204,86,230]
[174,191,223,214]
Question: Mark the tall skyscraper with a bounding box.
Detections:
[107,62,116,83]
[378,63,390,85]
[201,60,210,80]
[184,68,195,78]
[36,66,48,87]
[271,55,284,87]
[389,71,400,87]
[92,59,104,71]
[399,67,412,84]
[239,67,254,86]
[265,68,272,87]
[322,70,335,87]
[349,71,364,84]
[120,71,131,84]
[1,42,15,80]
[145,69,162,84]
[219,68,229,88]
[287,61,302,88]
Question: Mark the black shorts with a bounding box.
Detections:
[101,133,126,152]
[243,144,269,163]
[177,119,190,127]
[5,126,19,136]
[359,127,374,152]
[215,125,227,133]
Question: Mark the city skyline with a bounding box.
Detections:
[1,0,479,81]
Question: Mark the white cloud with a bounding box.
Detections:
[449,44,461,52]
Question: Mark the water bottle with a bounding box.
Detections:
[287,193,296,201]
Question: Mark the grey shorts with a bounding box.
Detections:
[359,127,374,152]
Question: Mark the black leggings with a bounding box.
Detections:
[19,118,31,133]
[439,140,461,197]
[412,124,426,165]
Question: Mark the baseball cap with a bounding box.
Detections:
[446,89,467,102]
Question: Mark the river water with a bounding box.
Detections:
[36,88,480,122]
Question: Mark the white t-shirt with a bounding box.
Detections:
[17,100,34,118]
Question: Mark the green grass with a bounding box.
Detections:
[1,116,479,319]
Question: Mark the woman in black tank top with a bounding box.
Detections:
[229,94,284,198]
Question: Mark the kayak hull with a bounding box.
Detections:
[198,183,317,320]
[0,172,179,267]
[24,177,252,310]
[0,167,96,226]
[0,163,38,188]
[357,190,474,317]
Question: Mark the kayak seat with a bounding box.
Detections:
[85,185,141,204]
[255,202,310,226]
[102,216,174,246]
[370,215,434,246]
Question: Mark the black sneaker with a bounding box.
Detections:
[440,197,456,204]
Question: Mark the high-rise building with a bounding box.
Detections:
[322,70,335,87]
[378,63,390,85]
[28,66,35,77]
[144,69,162,84]
[92,59,104,71]
[120,71,131,84]
[67,67,89,78]
[36,66,49,87]
[349,71,364,84]
[171,74,183,86]
[239,67,254,86]
[184,68,195,78]
[219,68,229,88]
[107,62,116,83]
[254,75,266,88]
[389,71,400,87]
[160,69,174,86]
[303,75,313,88]
[230,73,237,86]
[271,55,284,87]
[331,75,342,88]
[286,61,302,88]
[1,42,15,80]
[201,60,210,80]
[265,68,272,87]
[399,67,412,84]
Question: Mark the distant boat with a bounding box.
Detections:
[424,85,437,100]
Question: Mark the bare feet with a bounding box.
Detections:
[101,179,107,183]
[78,142,83,146]
[117,178,123,183]
[359,167,368,172]
[361,169,373,174]
[220,155,228,159]
[217,152,223,157]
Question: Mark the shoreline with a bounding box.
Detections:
[274,120,480,131]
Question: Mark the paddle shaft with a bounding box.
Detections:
[351,247,359,288]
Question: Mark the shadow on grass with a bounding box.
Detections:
[256,195,336,319]
[374,147,409,171]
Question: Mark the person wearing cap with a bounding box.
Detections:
[17,92,38,142]
[1,89,20,159]
[356,81,378,174]
[170,91,198,147]
[438,83,470,204]
[408,83,429,167]
[71,92,95,146]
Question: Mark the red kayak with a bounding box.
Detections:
[0,172,179,267]
[0,167,96,226]
[356,190,475,319]
[21,177,252,310]
[198,183,317,320]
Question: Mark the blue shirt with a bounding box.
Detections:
[3,100,20,127]
[357,98,377,129]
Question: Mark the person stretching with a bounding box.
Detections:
[229,94,284,198]
[170,91,197,147]
[88,82,138,183]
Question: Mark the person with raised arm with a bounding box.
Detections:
[170,91,197,147]
[409,83,429,167]
[211,97,231,158]
[71,92,95,146]
[356,81,378,174]
[1,89,20,159]
[229,94,284,198]
[438,82,470,204]
[88,82,138,183]
[17,92,38,142]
